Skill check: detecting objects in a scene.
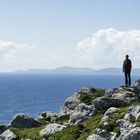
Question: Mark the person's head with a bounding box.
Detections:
[126,54,129,59]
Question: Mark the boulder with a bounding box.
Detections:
[100,107,119,125]
[36,111,58,123]
[0,125,6,135]
[69,103,96,124]
[105,86,140,104]
[116,119,136,133]
[104,89,114,98]
[39,123,66,136]
[87,128,117,140]
[59,93,81,116]
[87,134,104,140]
[78,87,96,94]
[11,114,41,128]
[63,94,81,110]
[128,106,140,117]
[92,97,127,110]
[116,105,140,133]
[118,127,140,140]
[0,129,17,140]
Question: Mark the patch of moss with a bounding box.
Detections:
[79,94,94,105]
[10,124,47,140]
[55,115,69,124]
[79,89,105,105]
[117,106,128,114]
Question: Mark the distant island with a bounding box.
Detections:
[15,66,140,75]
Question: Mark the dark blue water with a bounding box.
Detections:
[0,73,140,124]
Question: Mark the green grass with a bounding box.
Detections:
[10,124,47,140]
[49,125,80,140]
[50,113,103,140]
[55,115,69,124]
[98,106,128,134]
[78,113,103,140]
[79,89,105,105]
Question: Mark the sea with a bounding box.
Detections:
[0,73,140,125]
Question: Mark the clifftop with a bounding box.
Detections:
[1,80,140,139]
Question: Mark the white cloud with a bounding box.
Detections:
[47,28,140,69]
[0,40,30,60]
[1,28,140,71]
[0,40,32,71]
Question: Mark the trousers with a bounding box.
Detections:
[124,70,131,86]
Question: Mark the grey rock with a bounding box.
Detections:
[59,93,81,116]
[64,93,81,110]
[105,86,139,104]
[87,134,104,140]
[0,129,17,140]
[96,128,117,140]
[128,106,140,116]
[116,105,140,133]
[87,128,117,140]
[0,125,6,135]
[59,106,74,116]
[92,97,127,110]
[69,103,96,124]
[100,107,118,125]
[118,127,140,140]
[124,114,135,123]
[78,87,96,94]
[104,89,114,98]
[39,123,66,136]
[11,114,41,128]
[116,119,136,133]
[36,111,58,123]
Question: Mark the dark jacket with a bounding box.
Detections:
[123,59,132,72]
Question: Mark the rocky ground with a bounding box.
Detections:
[1,79,140,140]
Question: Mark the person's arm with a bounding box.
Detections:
[130,60,132,71]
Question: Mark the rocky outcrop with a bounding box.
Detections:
[36,111,58,123]
[69,103,96,124]
[0,129,17,140]
[116,106,140,133]
[39,123,66,136]
[87,128,117,140]
[78,87,96,94]
[105,86,139,104]
[59,93,81,116]
[92,97,127,110]
[100,107,119,125]
[118,127,140,140]
[87,134,103,140]
[0,125,6,135]
[11,114,41,128]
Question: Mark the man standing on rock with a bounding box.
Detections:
[123,55,132,86]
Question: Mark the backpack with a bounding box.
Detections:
[124,59,131,70]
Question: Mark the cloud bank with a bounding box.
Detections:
[48,28,140,69]
[1,28,140,71]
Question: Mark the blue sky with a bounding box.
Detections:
[0,0,140,71]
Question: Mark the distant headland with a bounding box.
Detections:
[14,66,140,75]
